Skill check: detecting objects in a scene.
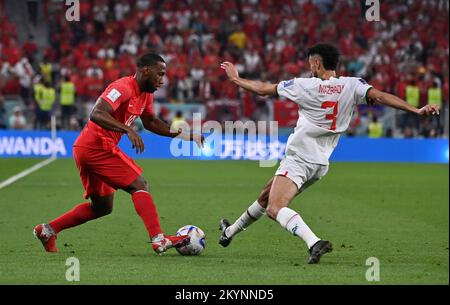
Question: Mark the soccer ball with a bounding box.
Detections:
[175,225,206,256]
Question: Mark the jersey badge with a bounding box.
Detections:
[283,79,295,88]
[107,89,121,103]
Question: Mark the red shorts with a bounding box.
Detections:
[73,146,143,199]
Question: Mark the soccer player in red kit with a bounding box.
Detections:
[33,53,204,255]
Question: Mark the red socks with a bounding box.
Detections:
[49,202,98,234]
[132,191,162,239]
[48,192,162,239]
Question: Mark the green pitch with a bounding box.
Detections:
[0,158,448,284]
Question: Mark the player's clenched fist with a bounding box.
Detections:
[418,104,440,116]
[125,127,145,154]
[220,62,239,81]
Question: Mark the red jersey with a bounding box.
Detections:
[74,76,155,150]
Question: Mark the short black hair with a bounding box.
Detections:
[307,43,340,70]
[137,53,165,68]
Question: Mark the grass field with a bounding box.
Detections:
[0,158,448,284]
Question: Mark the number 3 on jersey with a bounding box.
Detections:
[321,101,339,130]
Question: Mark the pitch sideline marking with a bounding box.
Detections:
[0,157,57,190]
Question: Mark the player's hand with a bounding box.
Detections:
[220,62,239,81]
[125,127,145,154]
[191,133,205,149]
[418,104,440,116]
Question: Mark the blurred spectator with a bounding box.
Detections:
[69,116,81,131]
[229,24,247,50]
[243,44,262,78]
[368,116,383,138]
[0,94,6,129]
[15,57,35,105]
[169,71,194,103]
[85,70,104,102]
[158,106,170,124]
[171,110,188,132]
[403,126,415,138]
[427,81,442,107]
[114,2,131,21]
[120,30,140,56]
[406,80,420,109]
[403,79,420,130]
[22,35,38,65]
[59,75,76,130]
[425,80,444,135]
[26,0,39,26]
[8,106,27,130]
[0,55,23,96]
[39,56,53,85]
[86,60,104,79]
[93,0,108,33]
[34,80,55,129]
[421,117,439,138]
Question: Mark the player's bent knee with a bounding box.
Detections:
[91,195,114,217]
[123,176,149,194]
[257,182,272,207]
[137,179,149,192]
[143,180,150,191]
[90,199,113,217]
[266,204,281,220]
[95,206,113,217]
[257,190,269,207]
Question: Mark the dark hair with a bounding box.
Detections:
[137,53,165,68]
[307,43,340,70]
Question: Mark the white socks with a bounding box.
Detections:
[225,200,266,238]
[225,202,320,249]
[276,207,320,249]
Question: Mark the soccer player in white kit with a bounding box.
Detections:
[219,44,440,264]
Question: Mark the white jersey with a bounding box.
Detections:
[276,76,372,165]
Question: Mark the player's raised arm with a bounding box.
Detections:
[367,87,440,116]
[140,113,205,148]
[90,98,145,154]
[220,62,278,97]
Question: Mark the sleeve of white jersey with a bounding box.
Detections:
[354,78,373,105]
[276,78,306,104]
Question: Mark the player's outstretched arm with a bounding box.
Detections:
[141,114,205,148]
[367,88,440,116]
[90,98,145,153]
[220,62,278,97]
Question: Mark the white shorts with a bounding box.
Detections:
[275,152,329,191]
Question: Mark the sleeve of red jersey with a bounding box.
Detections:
[142,94,155,116]
[100,82,133,111]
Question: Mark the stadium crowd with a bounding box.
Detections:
[0,0,448,138]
